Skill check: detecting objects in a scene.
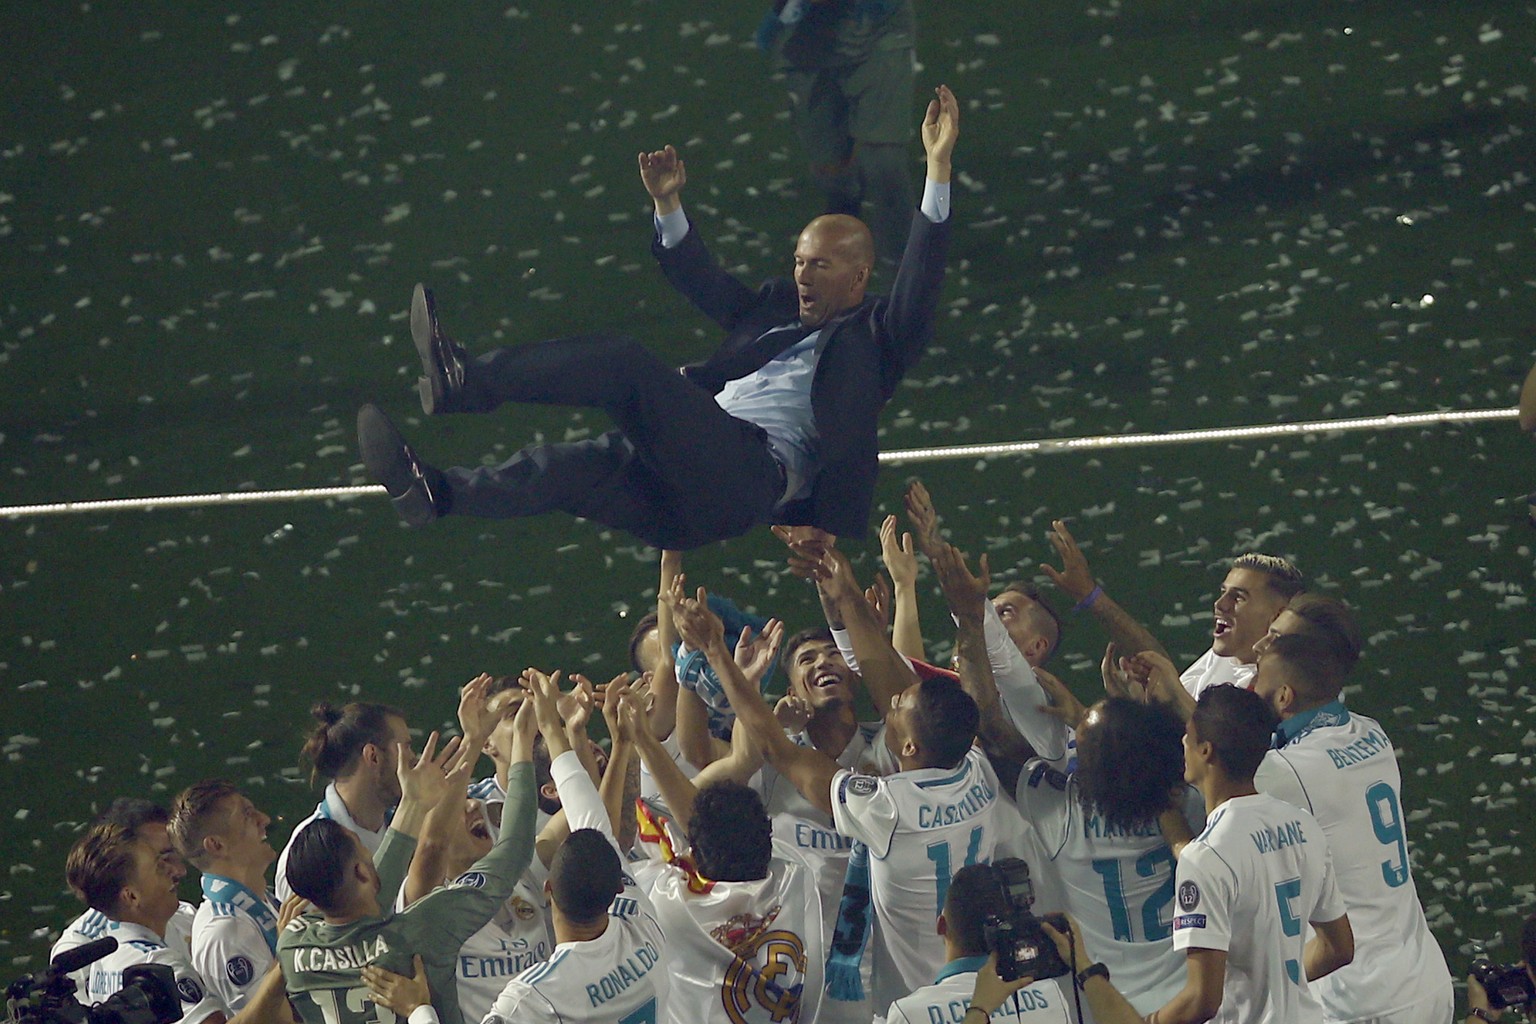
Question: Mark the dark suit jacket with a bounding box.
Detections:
[653,208,951,539]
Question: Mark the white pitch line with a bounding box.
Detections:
[0,407,1517,519]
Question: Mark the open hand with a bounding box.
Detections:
[1040,519,1097,603]
[638,145,686,213]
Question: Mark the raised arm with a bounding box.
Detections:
[638,144,686,218]
[668,579,842,817]
[619,693,703,839]
[1041,519,1173,664]
[927,540,1033,758]
[776,526,919,718]
[922,83,958,184]
[404,678,496,904]
[645,550,682,742]
[879,514,926,662]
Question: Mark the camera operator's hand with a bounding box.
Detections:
[969,953,1037,1015]
[1466,972,1502,1022]
[1040,912,1092,975]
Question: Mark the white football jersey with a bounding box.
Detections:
[483,900,667,1024]
[1016,760,1204,1014]
[830,746,1003,1011]
[84,919,227,1024]
[1257,709,1452,1023]
[756,723,882,1024]
[979,603,1070,765]
[485,752,669,1024]
[451,863,554,1024]
[190,877,279,1012]
[275,784,388,904]
[885,956,1080,1024]
[54,902,196,992]
[1172,793,1347,1024]
[638,838,824,1024]
[1180,649,1254,699]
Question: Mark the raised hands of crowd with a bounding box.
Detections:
[1041,519,1098,606]
[397,730,466,811]
[879,513,927,661]
[734,618,784,689]
[928,536,992,623]
[664,574,728,655]
[903,479,947,553]
[1121,649,1195,720]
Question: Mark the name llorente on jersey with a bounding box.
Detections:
[1249,820,1309,855]
[585,940,662,1007]
[1325,728,1391,769]
[917,782,996,829]
[289,935,390,973]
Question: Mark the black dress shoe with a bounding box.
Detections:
[411,283,472,414]
[357,404,442,527]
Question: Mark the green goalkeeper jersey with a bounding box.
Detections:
[278,763,536,1024]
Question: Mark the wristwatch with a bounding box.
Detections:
[1076,962,1111,987]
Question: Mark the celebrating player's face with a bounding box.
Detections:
[1211,568,1289,661]
[217,793,276,867]
[1250,608,1304,660]
[788,639,854,709]
[125,836,182,924]
[793,219,871,328]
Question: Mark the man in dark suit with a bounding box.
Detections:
[357,84,958,550]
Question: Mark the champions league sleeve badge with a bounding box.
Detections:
[178,975,206,1004]
[225,955,255,987]
[846,775,878,798]
[1178,881,1200,910]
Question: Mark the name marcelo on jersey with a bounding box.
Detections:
[917,782,995,829]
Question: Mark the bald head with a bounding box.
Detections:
[793,216,874,326]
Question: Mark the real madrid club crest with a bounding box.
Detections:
[712,907,808,1024]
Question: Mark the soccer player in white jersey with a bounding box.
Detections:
[1252,628,1453,1024]
[1016,698,1203,1014]
[1038,523,1303,707]
[53,799,198,991]
[64,821,294,1024]
[887,864,1082,1024]
[275,700,410,904]
[669,578,1005,1012]
[483,672,668,1024]
[676,623,880,1024]
[1154,685,1354,1024]
[168,781,286,1013]
[905,480,1070,768]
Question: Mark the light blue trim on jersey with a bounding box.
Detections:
[933,954,989,985]
[1275,700,1349,748]
[519,947,570,987]
[74,909,109,938]
[912,762,972,790]
[315,784,395,828]
[200,873,279,953]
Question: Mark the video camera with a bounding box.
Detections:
[1470,957,1536,1011]
[5,938,182,1024]
[983,858,1072,984]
